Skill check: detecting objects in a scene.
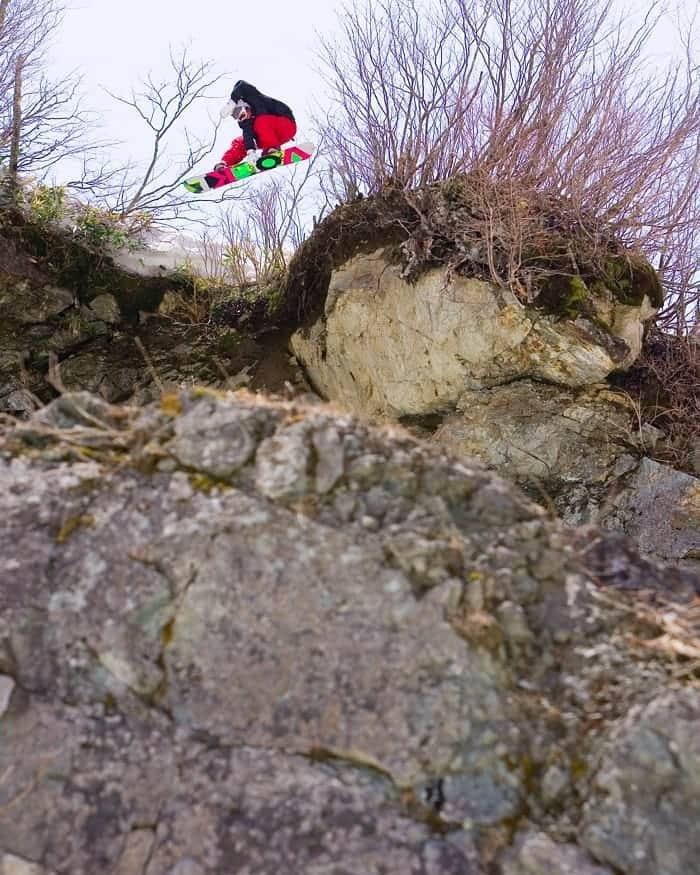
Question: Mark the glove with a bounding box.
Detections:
[219,99,235,119]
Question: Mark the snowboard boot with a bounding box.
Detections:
[257,148,284,170]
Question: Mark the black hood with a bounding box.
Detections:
[231,80,262,104]
[230,80,295,122]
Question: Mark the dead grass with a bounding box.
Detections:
[593,587,700,683]
[577,528,700,681]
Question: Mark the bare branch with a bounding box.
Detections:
[315,0,700,334]
[8,52,22,178]
[97,47,225,222]
[0,0,98,177]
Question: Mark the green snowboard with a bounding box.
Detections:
[183,142,315,194]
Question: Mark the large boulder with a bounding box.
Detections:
[288,244,693,571]
[290,249,657,419]
[0,390,698,874]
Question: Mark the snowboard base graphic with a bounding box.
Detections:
[183,142,314,194]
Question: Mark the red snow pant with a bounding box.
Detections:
[221,115,297,165]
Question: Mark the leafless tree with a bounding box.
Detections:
[316,0,485,199]
[0,0,100,178]
[98,47,226,222]
[317,0,700,333]
[217,153,321,286]
[7,52,22,176]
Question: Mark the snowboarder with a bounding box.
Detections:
[216,80,297,170]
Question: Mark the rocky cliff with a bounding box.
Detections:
[1,389,699,875]
[284,185,698,573]
[0,214,304,416]
[1,179,699,875]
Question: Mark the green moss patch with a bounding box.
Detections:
[598,252,663,308]
[56,514,95,543]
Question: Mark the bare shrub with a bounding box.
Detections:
[318,0,700,333]
[654,181,700,334]
[317,0,484,200]
[618,329,700,472]
[218,154,319,288]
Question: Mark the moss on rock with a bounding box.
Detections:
[597,252,663,308]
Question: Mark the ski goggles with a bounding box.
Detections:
[220,99,252,121]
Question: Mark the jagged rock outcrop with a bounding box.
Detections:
[0,227,302,414]
[287,243,699,571]
[1,390,698,874]
[291,249,657,417]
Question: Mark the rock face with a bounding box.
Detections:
[0,235,303,414]
[289,248,700,571]
[291,249,656,418]
[1,390,698,874]
[600,458,700,573]
[433,381,646,521]
[431,382,700,572]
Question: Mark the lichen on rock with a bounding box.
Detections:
[1,389,698,873]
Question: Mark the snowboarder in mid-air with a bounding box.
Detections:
[215,80,297,171]
[182,81,311,193]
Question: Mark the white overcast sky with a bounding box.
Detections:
[45,0,697,184]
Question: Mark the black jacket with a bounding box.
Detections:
[231,80,295,123]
